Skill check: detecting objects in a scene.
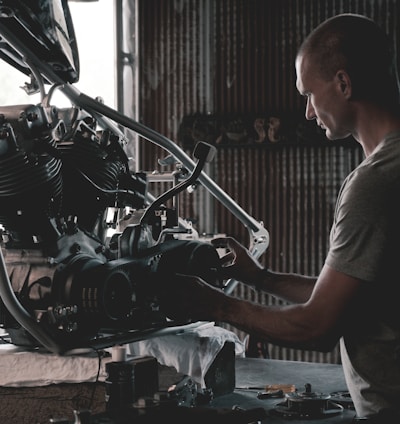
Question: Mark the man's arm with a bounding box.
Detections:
[161,264,363,352]
[218,264,362,351]
[212,236,317,303]
[252,268,317,303]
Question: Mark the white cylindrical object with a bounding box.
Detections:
[111,344,127,362]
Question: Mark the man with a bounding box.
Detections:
[160,14,400,422]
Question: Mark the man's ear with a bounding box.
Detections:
[336,70,352,98]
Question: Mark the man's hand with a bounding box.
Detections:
[211,236,264,285]
[157,273,225,323]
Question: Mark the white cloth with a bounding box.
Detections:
[0,344,109,387]
[128,322,245,387]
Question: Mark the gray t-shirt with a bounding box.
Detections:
[325,133,400,418]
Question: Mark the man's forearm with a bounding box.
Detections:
[253,268,317,303]
[215,287,337,352]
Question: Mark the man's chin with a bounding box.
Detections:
[325,130,350,141]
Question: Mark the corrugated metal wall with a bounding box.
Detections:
[119,0,399,363]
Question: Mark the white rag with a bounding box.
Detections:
[128,322,245,387]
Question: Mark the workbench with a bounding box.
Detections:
[74,356,355,424]
[0,347,355,423]
[213,357,355,423]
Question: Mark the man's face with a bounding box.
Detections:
[295,54,352,141]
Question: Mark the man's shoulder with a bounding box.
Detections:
[349,136,400,184]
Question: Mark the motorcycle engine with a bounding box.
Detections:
[0,103,222,351]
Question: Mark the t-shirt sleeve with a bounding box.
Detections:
[325,166,391,283]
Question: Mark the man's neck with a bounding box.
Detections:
[352,104,400,156]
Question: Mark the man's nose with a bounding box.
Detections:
[305,99,315,120]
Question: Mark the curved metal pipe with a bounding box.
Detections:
[0,248,64,354]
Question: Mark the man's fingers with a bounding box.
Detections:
[217,264,238,280]
[212,236,244,251]
[220,251,235,265]
[211,236,233,248]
